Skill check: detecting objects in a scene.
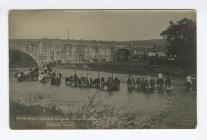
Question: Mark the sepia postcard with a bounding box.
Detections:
[9,9,196,129]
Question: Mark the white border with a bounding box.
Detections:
[0,0,207,140]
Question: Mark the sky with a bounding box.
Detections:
[9,10,196,41]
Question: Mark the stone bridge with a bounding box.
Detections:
[9,39,154,66]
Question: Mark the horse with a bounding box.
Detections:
[17,71,26,82]
[54,72,61,86]
[107,77,120,91]
[50,72,61,86]
[156,78,164,91]
[82,77,90,87]
[27,68,39,81]
[186,81,193,92]
[165,76,172,92]
[65,75,74,86]
[38,74,48,84]
[92,78,101,88]
[149,79,156,91]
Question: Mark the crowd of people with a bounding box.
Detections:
[16,64,196,92]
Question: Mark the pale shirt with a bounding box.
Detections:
[158,73,163,79]
[186,75,192,83]
[18,73,21,78]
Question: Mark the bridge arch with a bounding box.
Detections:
[9,49,38,68]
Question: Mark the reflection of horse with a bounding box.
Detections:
[107,77,120,91]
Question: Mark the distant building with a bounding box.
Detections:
[147,51,166,57]
[147,47,167,58]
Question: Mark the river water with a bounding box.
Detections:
[9,67,196,128]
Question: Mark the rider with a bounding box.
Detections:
[112,73,115,80]
[86,73,91,85]
[128,73,135,89]
[74,71,78,79]
[79,73,83,78]
[145,75,151,89]
[185,75,194,91]
[86,73,89,79]
[44,65,47,74]
[73,71,79,87]
[24,68,29,79]
[97,73,102,87]
[98,73,101,79]
[17,70,22,81]
[157,72,164,89]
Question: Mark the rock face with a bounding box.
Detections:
[9,39,154,66]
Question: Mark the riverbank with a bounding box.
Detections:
[10,91,196,129]
[55,63,187,78]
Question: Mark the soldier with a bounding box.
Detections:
[157,72,164,89]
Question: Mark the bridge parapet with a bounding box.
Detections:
[9,39,154,66]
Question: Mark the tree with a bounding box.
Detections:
[160,18,196,72]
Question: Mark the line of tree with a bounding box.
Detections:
[160,18,196,73]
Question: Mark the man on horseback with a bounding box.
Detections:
[17,70,22,82]
[43,65,48,74]
[144,75,151,90]
[111,73,115,80]
[73,71,79,87]
[127,73,135,90]
[96,73,102,88]
[157,72,164,90]
[107,73,120,91]
[185,75,196,91]
[85,73,91,87]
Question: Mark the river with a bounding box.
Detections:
[9,67,196,129]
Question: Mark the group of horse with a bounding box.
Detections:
[16,67,39,82]
[127,76,172,92]
[16,65,62,86]
[65,74,120,91]
[16,67,196,93]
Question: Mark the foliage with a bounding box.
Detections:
[160,18,196,72]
